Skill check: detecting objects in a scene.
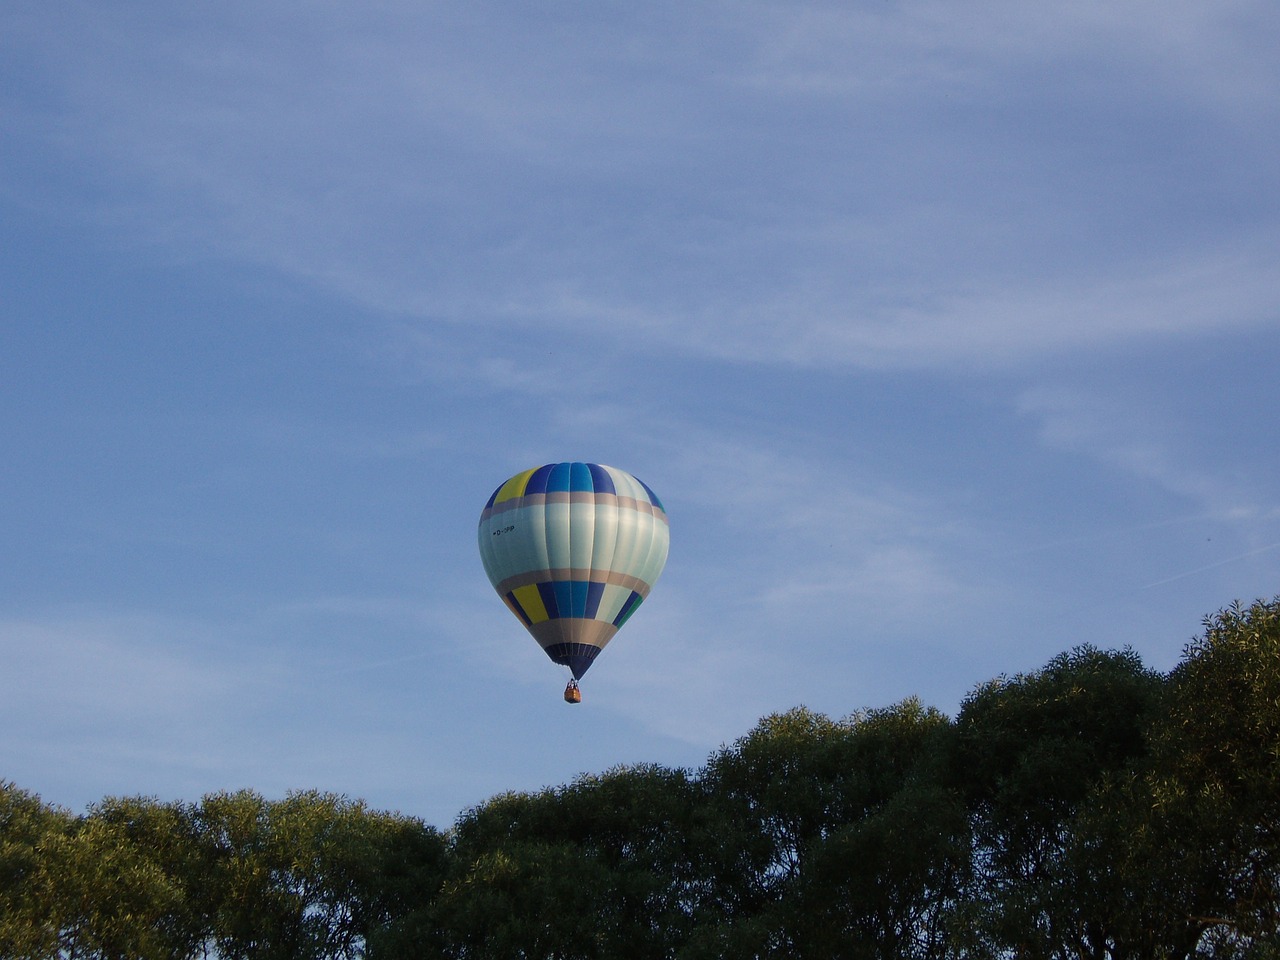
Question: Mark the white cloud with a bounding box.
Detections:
[651,427,986,626]
[493,241,1280,371]
[1016,385,1264,520]
[0,601,516,821]
[0,614,255,804]
[0,615,237,723]
[730,0,1280,116]
[7,0,1275,379]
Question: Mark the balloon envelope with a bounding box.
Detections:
[477,462,669,680]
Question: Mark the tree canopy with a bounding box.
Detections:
[4,597,1280,959]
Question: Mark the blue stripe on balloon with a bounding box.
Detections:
[546,462,572,493]
[571,580,590,617]
[584,580,605,619]
[587,463,615,496]
[544,580,592,618]
[612,591,643,627]
[552,581,575,618]
[524,463,554,496]
[536,581,560,619]
[569,461,592,493]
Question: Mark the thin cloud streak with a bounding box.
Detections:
[731,0,1280,115]
[505,244,1280,371]
[6,0,1275,374]
[1139,542,1280,591]
[1018,385,1270,520]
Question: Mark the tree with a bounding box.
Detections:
[440,764,713,960]
[65,796,209,960]
[700,707,857,909]
[697,700,961,957]
[790,702,967,960]
[1143,598,1280,952]
[360,811,450,959]
[0,787,202,960]
[0,782,73,959]
[197,789,443,960]
[950,645,1165,959]
[434,836,615,960]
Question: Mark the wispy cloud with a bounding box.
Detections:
[0,614,240,726]
[494,243,1280,371]
[1017,385,1267,520]
[647,428,990,637]
[1138,541,1280,591]
[730,0,1280,114]
[0,601,526,821]
[7,0,1275,377]
[0,614,259,805]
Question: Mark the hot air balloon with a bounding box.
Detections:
[477,462,669,702]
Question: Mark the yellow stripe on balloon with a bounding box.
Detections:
[511,583,550,623]
[494,467,539,504]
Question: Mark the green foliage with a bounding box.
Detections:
[1153,599,1280,947]
[696,699,962,958]
[794,783,970,960]
[435,838,615,959]
[198,790,445,960]
[443,765,712,959]
[0,782,73,960]
[951,645,1167,958]
[5,596,1280,958]
[1166,599,1280,799]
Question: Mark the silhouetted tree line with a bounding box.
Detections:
[5,598,1280,959]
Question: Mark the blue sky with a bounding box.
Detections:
[3,0,1278,829]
